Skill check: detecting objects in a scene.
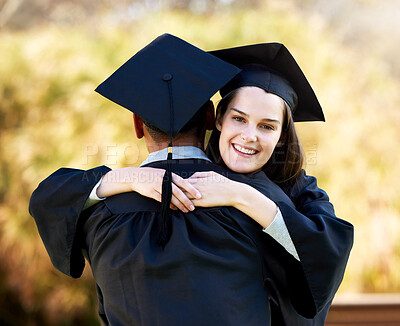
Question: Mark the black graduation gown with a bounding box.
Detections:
[29,159,353,326]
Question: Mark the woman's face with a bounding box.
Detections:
[216,86,285,173]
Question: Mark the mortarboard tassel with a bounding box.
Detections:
[157,146,173,248]
[157,74,174,248]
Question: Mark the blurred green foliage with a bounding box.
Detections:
[1,2,400,325]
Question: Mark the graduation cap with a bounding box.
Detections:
[95,33,240,247]
[209,42,325,122]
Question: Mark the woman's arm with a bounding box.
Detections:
[94,167,201,212]
[29,165,201,275]
[187,171,300,260]
[187,171,278,228]
[188,170,353,318]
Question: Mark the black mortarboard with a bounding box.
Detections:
[209,42,325,122]
[95,33,240,247]
[95,33,240,137]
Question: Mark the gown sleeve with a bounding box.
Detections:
[29,165,111,278]
[273,170,354,318]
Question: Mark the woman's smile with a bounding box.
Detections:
[232,143,258,156]
[216,87,285,173]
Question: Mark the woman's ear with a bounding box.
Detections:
[215,109,223,132]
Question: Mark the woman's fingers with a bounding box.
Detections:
[169,203,179,210]
[147,173,196,212]
[146,171,231,212]
[168,183,195,213]
[189,171,216,179]
[172,173,201,199]
[170,196,189,212]
[149,186,188,212]
[150,189,162,203]
[189,171,228,184]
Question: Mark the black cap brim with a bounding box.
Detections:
[209,42,325,122]
[95,33,241,137]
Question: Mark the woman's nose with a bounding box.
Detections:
[240,126,257,142]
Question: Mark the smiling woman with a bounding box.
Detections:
[207,68,304,187]
[216,86,287,174]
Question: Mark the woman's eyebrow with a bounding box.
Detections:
[230,108,248,116]
[261,118,280,124]
[230,108,280,124]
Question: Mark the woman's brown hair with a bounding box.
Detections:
[205,88,304,188]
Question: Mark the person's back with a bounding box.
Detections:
[81,159,282,325]
[31,156,339,325]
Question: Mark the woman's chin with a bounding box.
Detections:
[224,162,258,174]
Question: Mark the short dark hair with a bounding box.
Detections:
[206,88,304,188]
[142,100,211,142]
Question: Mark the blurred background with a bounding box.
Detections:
[1,0,400,324]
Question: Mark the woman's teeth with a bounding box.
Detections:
[233,144,256,155]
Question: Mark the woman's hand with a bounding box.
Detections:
[186,171,240,207]
[187,171,277,228]
[98,167,201,213]
[136,168,202,212]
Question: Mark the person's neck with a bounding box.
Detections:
[145,137,204,154]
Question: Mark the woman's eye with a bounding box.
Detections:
[260,124,274,130]
[233,116,245,123]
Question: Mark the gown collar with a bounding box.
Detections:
[140,146,211,166]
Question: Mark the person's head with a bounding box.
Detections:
[206,42,325,186]
[133,100,215,150]
[207,84,303,186]
[95,33,240,149]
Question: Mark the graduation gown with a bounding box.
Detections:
[29,159,353,326]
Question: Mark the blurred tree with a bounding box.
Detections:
[0,0,265,29]
[294,0,400,77]
[1,1,400,324]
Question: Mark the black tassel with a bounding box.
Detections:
[158,76,174,248]
[157,149,173,248]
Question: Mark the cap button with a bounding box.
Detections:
[163,73,173,81]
